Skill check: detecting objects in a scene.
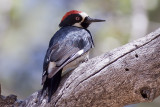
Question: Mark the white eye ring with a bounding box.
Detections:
[75,17,80,21]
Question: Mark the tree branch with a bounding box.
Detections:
[0,83,17,107]
[3,28,160,107]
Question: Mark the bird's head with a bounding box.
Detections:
[59,10,105,29]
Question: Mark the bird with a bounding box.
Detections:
[41,10,105,102]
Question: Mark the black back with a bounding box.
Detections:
[42,26,94,102]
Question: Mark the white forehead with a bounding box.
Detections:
[79,12,89,19]
[73,12,89,28]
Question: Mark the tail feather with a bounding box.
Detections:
[42,69,62,102]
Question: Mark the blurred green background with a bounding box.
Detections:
[0,0,160,107]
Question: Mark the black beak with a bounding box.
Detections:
[85,17,105,23]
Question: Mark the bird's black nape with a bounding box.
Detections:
[41,69,62,102]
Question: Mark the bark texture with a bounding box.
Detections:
[0,83,18,107]
[1,28,160,107]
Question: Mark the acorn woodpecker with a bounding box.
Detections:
[41,10,105,102]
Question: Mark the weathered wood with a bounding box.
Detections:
[16,28,160,107]
[0,82,18,107]
[0,94,17,107]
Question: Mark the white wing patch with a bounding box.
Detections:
[77,49,84,55]
[47,49,85,78]
[72,49,84,58]
[48,62,56,74]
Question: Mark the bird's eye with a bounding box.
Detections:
[75,17,80,21]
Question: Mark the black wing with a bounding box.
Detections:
[42,27,93,85]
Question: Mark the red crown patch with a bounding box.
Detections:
[61,10,82,22]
